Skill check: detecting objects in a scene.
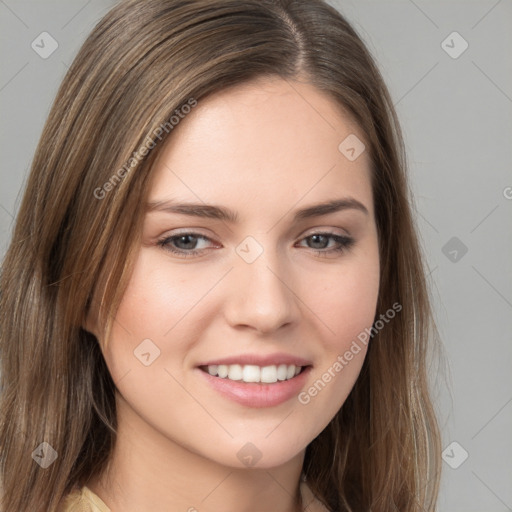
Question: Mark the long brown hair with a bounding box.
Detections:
[0,0,442,510]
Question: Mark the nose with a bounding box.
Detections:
[223,244,300,335]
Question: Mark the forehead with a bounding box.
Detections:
[148,77,373,221]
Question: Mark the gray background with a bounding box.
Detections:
[1,0,511,510]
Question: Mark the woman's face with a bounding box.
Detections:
[91,77,379,470]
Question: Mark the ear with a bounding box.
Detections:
[82,318,99,338]
[82,294,101,339]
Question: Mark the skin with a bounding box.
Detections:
[86,76,380,512]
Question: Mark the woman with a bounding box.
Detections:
[0,0,442,510]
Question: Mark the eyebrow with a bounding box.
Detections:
[146,197,368,223]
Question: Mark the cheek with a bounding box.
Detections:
[108,238,380,376]
[294,246,379,427]
[99,252,194,379]
[327,271,379,345]
[307,249,380,351]
[113,252,211,337]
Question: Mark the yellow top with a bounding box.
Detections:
[58,485,110,512]
[58,481,330,511]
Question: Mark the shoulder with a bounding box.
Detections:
[300,481,332,512]
[58,486,111,512]
[59,482,325,512]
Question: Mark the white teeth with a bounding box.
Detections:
[242,365,260,382]
[276,364,288,381]
[260,366,277,383]
[228,364,243,381]
[204,364,303,383]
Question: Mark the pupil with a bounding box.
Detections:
[310,234,328,249]
[177,235,197,249]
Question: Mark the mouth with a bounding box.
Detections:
[196,362,313,408]
[198,363,310,384]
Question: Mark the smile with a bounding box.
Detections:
[196,363,312,408]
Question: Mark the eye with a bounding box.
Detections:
[157,233,215,258]
[296,232,355,257]
[156,231,355,258]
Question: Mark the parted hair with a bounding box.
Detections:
[0,0,442,510]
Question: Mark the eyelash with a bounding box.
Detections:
[156,232,355,258]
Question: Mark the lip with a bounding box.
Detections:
[195,365,312,408]
[196,352,312,367]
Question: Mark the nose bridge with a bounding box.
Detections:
[226,234,298,333]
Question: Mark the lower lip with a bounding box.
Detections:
[196,366,312,408]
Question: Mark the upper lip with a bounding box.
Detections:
[197,352,312,368]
